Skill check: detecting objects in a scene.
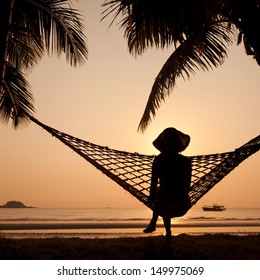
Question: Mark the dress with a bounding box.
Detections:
[150,152,192,218]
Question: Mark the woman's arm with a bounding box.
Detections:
[183,157,192,194]
[149,157,159,204]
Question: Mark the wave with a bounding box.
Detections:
[189,217,260,222]
[1,218,260,225]
[1,208,260,224]
[0,217,150,223]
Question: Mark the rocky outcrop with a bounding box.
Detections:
[0,201,35,208]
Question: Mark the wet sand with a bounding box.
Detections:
[1,220,260,230]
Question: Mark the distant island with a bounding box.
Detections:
[0,201,35,208]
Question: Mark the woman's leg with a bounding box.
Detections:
[162,217,172,238]
[143,211,158,233]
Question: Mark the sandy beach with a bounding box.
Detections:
[0,233,259,260]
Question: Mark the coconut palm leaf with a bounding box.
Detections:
[12,0,88,68]
[103,1,235,131]
[0,0,88,128]
[8,23,44,71]
[224,0,260,65]
[138,22,235,131]
[0,64,34,128]
[103,0,218,54]
[103,0,259,131]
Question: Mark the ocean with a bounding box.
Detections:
[0,207,260,239]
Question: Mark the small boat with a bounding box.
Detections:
[202,204,226,211]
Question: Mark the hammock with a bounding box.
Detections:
[30,116,260,211]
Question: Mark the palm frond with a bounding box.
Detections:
[13,0,88,67]
[102,0,220,55]
[101,0,125,28]
[218,0,260,65]
[8,22,44,71]
[138,22,235,132]
[121,1,185,54]
[0,63,34,128]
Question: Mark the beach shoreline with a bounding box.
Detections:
[1,221,260,230]
[0,225,260,239]
[1,220,260,240]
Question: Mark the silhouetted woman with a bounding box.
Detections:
[143,128,191,238]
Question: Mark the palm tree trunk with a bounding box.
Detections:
[0,0,15,94]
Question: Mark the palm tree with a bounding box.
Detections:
[0,0,88,128]
[102,0,260,131]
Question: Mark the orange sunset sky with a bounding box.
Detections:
[0,1,259,208]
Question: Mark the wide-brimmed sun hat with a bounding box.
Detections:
[153,127,190,152]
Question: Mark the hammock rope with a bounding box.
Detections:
[30,116,260,210]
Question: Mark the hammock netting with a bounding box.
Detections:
[30,116,260,211]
